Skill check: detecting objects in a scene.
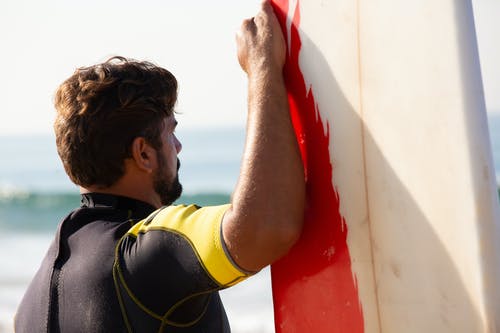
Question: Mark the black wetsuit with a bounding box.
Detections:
[15,193,250,332]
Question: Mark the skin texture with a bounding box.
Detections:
[222,0,305,272]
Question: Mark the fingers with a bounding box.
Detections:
[240,17,256,34]
[236,0,286,74]
[240,0,274,34]
[255,1,272,29]
[236,18,253,73]
[260,0,272,11]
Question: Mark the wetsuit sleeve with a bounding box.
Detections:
[114,204,251,330]
[128,204,251,286]
[113,205,254,332]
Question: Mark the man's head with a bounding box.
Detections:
[54,56,182,205]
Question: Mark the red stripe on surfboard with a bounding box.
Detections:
[270,1,364,332]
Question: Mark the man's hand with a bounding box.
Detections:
[236,0,286,76]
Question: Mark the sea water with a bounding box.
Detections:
[1,115,500,333]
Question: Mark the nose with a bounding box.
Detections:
[174,135,182,154]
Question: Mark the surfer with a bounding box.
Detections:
[15,0,304,332]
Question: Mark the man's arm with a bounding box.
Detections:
[222,0,305,273]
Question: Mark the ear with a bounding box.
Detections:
[130,137,157,173]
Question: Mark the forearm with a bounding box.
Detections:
[238,68,304,227]
[224,66,305,271]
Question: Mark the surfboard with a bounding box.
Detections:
[270,1,500,332]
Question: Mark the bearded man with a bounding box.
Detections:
[15,1,305,332]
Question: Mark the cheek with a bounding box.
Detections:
[163,139,178,165]
[168,141,177,158]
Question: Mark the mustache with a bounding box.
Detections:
[177,159,181,171]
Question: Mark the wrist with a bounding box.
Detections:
[246,60,284,82]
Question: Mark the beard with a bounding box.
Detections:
[153,153,183,206]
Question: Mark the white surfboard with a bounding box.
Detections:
[271,0,500,332]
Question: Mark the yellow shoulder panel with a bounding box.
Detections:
[128,204,249,287]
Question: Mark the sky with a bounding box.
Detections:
[0,0,498,135]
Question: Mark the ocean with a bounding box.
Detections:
[1,115,500,333]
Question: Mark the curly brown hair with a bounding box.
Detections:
[54,56,178,188]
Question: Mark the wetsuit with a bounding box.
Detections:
[15,193,251,332]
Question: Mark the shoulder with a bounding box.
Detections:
[121,204,250,287]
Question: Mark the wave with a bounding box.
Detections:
[2,183,497,233]
[0,190,230,233]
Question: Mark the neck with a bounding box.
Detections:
[80,178,161,209]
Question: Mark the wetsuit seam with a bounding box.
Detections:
[162,288,214,328]
[117,229,235,329]
[48,263,62,332]
[47,220,68,333]
[115,260,163,319]
[119,229,222,308]
[141,227,224,286]
[115,210,240,331]
[113,244,133,333]
[113,236,163,320]
[114,234,214,330]
[143,208,163,226]
[45,266,55,333]
[58,267,64,329]
[219,219,258,276]
[131,227,239,288]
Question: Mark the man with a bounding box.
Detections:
[15,1,305,332]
